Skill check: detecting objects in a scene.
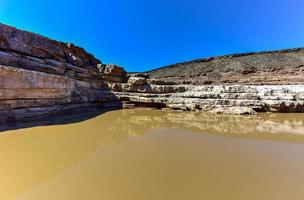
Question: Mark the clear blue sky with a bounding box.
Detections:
[1,0,304,72]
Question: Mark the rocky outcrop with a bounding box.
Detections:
[147,48,304,85]
[98,64,127,83]
[93,55,304,115]
[127,77,147,85]
[111,76,304,114]
[0,23,120,122]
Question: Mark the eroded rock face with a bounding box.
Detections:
[0,23,120,122]
[113,80,304,114]
[106,70,304,115]
[0,23,100,66]
[98,64,127,83]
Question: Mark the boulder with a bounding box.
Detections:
[99,64,127,83]
[102,64,126,77]
[128,77,147,85]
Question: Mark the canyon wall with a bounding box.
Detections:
[1,23,304,122]
[0,23,121,122]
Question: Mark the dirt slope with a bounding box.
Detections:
[147,48,304,85]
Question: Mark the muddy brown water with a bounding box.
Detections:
[1,108,304,200]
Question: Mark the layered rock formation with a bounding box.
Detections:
[1,23,304,122]
[109,76,304,114]
[0,23,120,122]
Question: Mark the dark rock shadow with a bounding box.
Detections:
[0,106,119,132]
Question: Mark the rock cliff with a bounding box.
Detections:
[0,23,121,122]
[1,23,304,123]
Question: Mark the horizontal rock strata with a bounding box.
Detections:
[0,64,121,122]
[112,81,304,114]
[0,23,121,122]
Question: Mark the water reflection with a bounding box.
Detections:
[103,109,304,142]
[2,108,304,142]
[0,108,304,199]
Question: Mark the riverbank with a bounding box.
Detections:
[110,80,304,114]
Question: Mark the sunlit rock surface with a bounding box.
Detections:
[0,23,120,122]
[112,83,304,114]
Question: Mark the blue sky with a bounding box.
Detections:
[1,0,304,72]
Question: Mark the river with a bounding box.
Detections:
[0,108,304,200]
